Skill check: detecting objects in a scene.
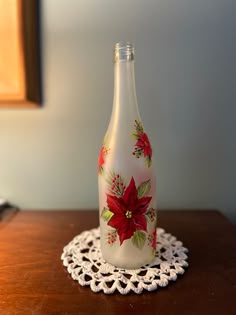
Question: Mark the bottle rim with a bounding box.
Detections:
[114,41,135,62]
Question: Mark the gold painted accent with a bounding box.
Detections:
[125,210,132,219]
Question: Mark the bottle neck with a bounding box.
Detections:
[110,61,140,129]
[113,60,137,104]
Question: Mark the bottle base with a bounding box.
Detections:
[102,251,156,269]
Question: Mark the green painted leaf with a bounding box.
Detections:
[146,156,152,168]
[134,120,144,133]
[101,208,113,222]
[132,230,146,249]
[103,132,108,145]
[131,132,139,140]
[137,179,151,198]
[99,166,104,175]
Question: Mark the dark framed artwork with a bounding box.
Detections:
[0,0,41,108]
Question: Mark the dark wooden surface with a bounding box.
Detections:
[0,210,235,315]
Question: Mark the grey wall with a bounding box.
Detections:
[0,0,235,222]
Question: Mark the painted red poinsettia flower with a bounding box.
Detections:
[152,229,157,250]
[98,146,110,174]
[98,146,105,173]
[136,132,152,158]
[106,177,152,245]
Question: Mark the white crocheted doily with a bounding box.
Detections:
[61,227,188,295]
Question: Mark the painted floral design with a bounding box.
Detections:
[107,230,117,245]
[101,176,153,248]
[152,230,157,250]
[132,120,152,167]
[148,230,157,253]
[98,146,110,174]
[106,172,126,197]
[145,207,156,223]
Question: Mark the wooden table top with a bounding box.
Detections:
[0,210,235,315]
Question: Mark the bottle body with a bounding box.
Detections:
[98,43,157,269]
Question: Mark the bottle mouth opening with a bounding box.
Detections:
[114,41,135,62]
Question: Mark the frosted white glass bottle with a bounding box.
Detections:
[98,42,157,269]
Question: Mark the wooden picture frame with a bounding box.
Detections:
[0,0,41,108]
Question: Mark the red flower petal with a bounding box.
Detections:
[123,177,138,208]
[108,214,126,230]
[135,133,152,158]
[118,219,136,245]
[135,139,145,148]
[98,147,105,166]
[143,145,152,158]
[106,194,125,215]
[134,196,152,214]
[133,213,147,231]
[98,147,105,173]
